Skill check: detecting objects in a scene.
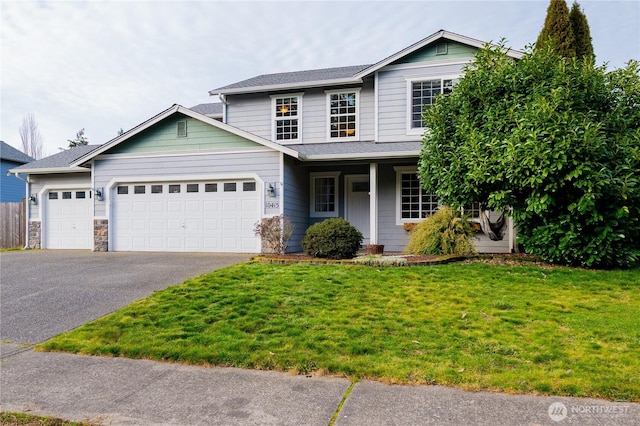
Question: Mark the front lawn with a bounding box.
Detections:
[40,261,640,401]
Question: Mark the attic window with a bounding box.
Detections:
[177,120,187,138]
[436,42,448,55]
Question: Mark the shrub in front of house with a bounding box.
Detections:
[302,218,363,259]
[253,214,294,254]
[405,206,476,256]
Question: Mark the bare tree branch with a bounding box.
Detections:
[18,113,46,159]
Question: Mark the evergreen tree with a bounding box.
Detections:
[68,128,89,147]
[569,1,594,59]
[536,0,575,57]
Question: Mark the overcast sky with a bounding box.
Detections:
[2,0,639,157]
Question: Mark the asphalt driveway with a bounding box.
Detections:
[0,250,250,348]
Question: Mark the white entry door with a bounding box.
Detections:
[44,189,93,249]
[345,175,370,244]
[112,180,260,253]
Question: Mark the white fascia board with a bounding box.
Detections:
[300,150,420,162]
[355,30,524,79]
[209,77,362,96]
[8,167,90,175]
[70,104,299,168]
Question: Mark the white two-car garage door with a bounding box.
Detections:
[44,189,93,249]
[112,180,261,253]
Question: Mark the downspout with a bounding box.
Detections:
[218,94,228,124]
[10,171,30,249]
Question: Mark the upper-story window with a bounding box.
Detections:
[326,89,360,141]
[272,94,302,143]
[407,77,458,133]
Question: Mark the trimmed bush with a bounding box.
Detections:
[405,206,476,256]
[302,218,363,259]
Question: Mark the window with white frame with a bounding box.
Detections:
[408,77,457,131]
[395,168,440,222]
[272,94,301,142]
[327,90,359,140]
[310,172,340,217]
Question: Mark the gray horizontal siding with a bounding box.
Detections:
[377,62,468,142]
[283,156,309,253]
[226,93,272,139]
[93,151,281,218]
[225,80,375,144]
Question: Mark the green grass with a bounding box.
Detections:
[0,412,93,425]
[39,261,640,401]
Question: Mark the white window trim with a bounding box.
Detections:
[325,88,361,142]
[394,166,440,225]
[310,171,341,218]
[406,75,460,136]
[270,93,303,144]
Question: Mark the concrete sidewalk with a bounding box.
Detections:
[1,344,638,425]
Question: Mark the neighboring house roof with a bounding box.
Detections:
[190,102,223,117]
[0,141,34,164]
[69,104,300,168]
[9,145,99,174]
[291,141,421,161]
[209,65,371,96]
[210,29,524,96]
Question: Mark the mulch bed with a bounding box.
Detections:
[253,253,551,267]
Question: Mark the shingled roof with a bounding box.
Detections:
[210,64,371,95]
[0,141,34,164]
[190,103,223,117]
[10,145,100,173]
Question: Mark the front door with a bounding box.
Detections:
[345,175,370,244]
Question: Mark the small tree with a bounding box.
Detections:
[68,128,89,147]
[18,113,45,159]
[536,0,575,57]
[569,1,594,60]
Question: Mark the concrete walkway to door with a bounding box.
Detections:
[0,250,250,348]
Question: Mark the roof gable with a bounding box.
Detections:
[70,105,298,167]
[355,29,524,78]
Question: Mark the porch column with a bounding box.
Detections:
[369,162,378,244]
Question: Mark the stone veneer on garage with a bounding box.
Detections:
[28,221,41,249]
[94,219,108,252]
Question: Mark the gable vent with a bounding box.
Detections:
[177,120,187,137]
[436,42,448,55]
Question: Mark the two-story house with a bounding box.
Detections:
[9,30,522,253]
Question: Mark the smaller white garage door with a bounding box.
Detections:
[44,189,93,249]
[112,180,261,253]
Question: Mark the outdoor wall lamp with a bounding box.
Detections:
[29,194,37,205]
[95,188,103,201]
[267,183,276,198]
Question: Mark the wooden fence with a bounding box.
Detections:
[0,200,26,249]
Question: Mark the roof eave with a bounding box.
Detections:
[299,150,420,162]
[209,77,363,96]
